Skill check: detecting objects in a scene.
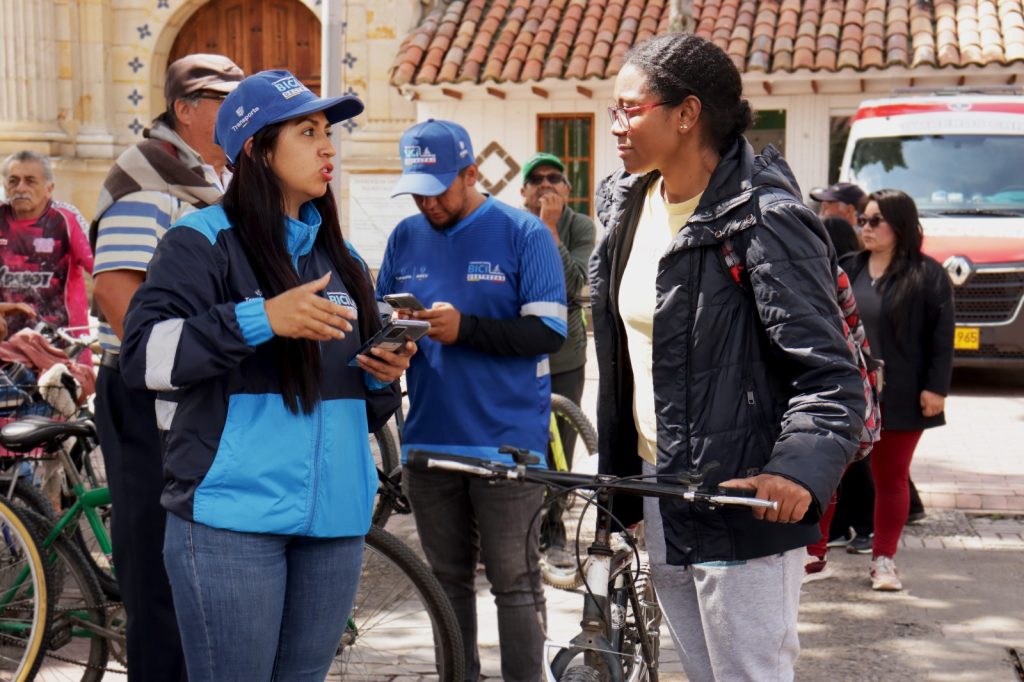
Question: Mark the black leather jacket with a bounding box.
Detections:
[590,139,865,565]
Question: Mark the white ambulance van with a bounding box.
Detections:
[840,92,1024,368]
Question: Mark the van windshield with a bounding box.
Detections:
[849,134,1024,213]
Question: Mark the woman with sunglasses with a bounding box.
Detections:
[847,189,954,591]
[119,71,412,680]
[592,33,866,680]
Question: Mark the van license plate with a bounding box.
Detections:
[954,327,980,350]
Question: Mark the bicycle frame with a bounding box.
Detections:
[549,412,569,472]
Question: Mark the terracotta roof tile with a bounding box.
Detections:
[390,0,1024,86]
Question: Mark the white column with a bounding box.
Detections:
[71,0,114,158]
[0,0,65,153]
[322,0,345,210]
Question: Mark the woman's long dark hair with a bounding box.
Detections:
[222,121,381,414]
[871,189,926,320]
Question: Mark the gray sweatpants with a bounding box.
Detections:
[642,464,803,682]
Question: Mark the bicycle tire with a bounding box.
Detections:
[550,394,598,459]
[4,477,58,523]
[370,426,401,528]
[0,496,53,682]
[559,666,603,682]
[328,525,464,680]
[16,508,110,682]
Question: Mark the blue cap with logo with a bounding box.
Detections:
[391,119,475,197]
[215,69,363,164]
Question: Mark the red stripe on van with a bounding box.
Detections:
[853,102,1024,121]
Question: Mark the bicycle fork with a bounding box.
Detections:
[546,489,639,682]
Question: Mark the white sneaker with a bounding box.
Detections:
[870,555,903,591]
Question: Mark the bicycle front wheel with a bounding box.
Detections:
[0,497,52,681]
[329,525,463,680]
[550,394,598,460]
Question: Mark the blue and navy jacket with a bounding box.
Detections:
[120,203,399,538]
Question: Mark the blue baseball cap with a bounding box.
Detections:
[215,70,364,164]
[391,119,475,197]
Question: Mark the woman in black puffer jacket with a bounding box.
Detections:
[590,33,865,681]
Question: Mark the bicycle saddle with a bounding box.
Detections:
[0,416,96,453]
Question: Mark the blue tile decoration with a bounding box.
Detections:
[128,56,144,73]
[340,21,347,34]
[128,89,143,106]
[341,119,358,133]
[157,0,170,8]
[137,24,152,39]
[129,118,144,135]
[342,52,357,68]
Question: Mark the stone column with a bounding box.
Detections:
[69,0,115,158]
[0,0,66,154]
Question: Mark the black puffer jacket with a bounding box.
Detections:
[590,139,866,566]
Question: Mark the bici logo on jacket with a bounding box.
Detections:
[466,261,506,284]
[326,291,357,311]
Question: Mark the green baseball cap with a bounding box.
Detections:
[522,152,565,181]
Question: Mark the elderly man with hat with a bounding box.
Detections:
[377,120,567,682]
[810,181,866,227]
[90,53,243,681]
[519,152,596,572]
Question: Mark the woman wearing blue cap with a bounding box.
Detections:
[119,71,413,681]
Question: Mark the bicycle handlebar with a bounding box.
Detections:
[406,449,779,511]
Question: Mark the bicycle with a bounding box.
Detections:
[405,446,777,682]
[0,495,52,681]
[0,417,123,679]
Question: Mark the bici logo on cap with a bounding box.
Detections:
[403,145,437,167]
[272,75,309,100]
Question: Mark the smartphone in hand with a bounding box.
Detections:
[347,319,430,366]
[383,292,426,312]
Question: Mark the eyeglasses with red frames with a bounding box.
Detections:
[607,101,671,132]
[857,214,887,228]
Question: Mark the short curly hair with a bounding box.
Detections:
[624,33,754,156]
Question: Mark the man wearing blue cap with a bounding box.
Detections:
[378,119,568,682]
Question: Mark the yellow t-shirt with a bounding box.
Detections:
[617,178,702,464]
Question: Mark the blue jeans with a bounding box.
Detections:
[404,466,546,682]
[163,513,364,682]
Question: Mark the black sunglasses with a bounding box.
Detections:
[857,214,886,228]
[525,172,566,186]
[189,91,229,102]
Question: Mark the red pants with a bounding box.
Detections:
[808,492,838,560]
[870,429,923,558]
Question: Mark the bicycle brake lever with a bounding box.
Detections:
[498,445,540,466]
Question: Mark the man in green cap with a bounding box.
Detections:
[520,152,596,571]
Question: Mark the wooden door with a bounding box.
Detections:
[170,0,321,94]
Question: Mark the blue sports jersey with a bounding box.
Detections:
[377,196,567,464]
